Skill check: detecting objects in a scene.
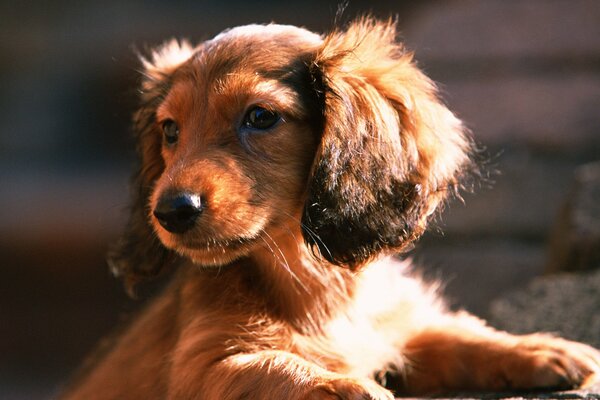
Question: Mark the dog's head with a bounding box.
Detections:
[109,18,472,286]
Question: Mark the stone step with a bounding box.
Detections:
[490,268,600,349]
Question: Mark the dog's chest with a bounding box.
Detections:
[303,258,442,377]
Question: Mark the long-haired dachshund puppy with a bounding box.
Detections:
[62,18,600,399]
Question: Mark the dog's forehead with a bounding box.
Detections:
[211,24,322,47]
[171,23,322,92]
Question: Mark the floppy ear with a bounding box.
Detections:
[302,18,473,268]
[108,40,194,291]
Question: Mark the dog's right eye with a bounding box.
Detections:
[242,107,280,131]
[162,119,180,145]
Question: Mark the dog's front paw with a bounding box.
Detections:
[304,377,394,400]
[501,335,600,390]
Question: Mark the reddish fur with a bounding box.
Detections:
[62,18,600,399]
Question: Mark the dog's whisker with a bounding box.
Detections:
[262,230,311,295]
[259,229,288,268]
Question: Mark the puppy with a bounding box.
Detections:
[62,18,600,399]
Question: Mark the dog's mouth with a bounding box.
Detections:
[186,234,261,251]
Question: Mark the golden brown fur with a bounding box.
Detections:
[62,19,600,399]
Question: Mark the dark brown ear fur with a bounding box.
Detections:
[302,18,472,268]
[108,41,194,290]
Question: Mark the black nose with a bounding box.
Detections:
[153,192,203,234]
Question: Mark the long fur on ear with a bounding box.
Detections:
[302,18,473,268]
[108,40,194,291]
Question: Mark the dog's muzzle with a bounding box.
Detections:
[153,192,203,234]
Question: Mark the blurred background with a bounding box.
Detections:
[1,0,599,398]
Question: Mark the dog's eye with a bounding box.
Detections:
[242,107,280,130]
[162,119,180,145]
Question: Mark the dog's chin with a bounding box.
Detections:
[157,231,261,267]
[179,246,250,267]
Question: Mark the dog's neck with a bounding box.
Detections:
[246,226,356,332]
[179,226,357,333]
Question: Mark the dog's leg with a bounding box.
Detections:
[169,350,394,400]
[400,312,600,395]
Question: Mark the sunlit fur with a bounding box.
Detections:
[62,18,600,399]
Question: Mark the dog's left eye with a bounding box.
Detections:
[242,107,280,130]
[162,119,180,145]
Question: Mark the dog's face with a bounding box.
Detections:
[109,20,472,284]
[147,26,323,266]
